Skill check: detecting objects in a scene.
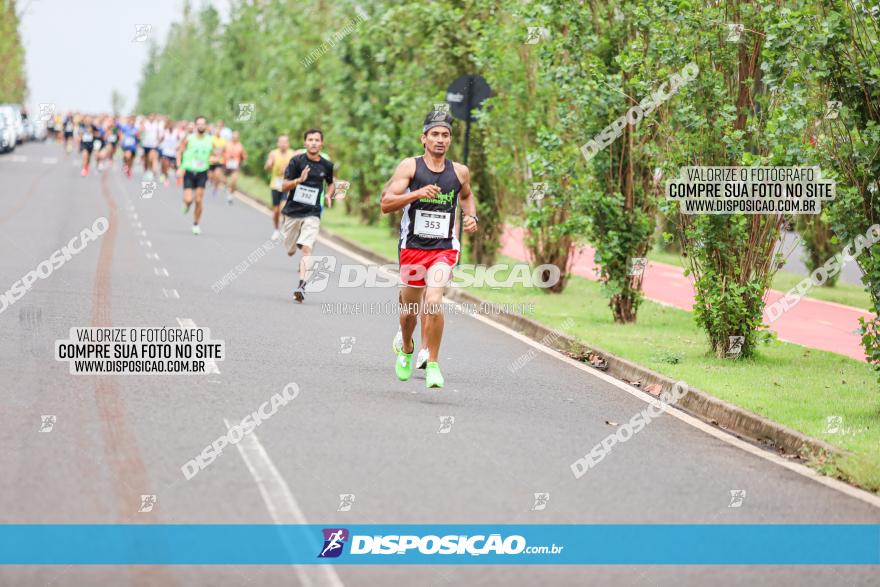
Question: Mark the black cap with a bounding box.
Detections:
[423,110,453,133]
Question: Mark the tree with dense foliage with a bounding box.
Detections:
[0,0,27,103]
[136,0,880,369]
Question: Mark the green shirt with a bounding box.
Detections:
[181,133,213,172]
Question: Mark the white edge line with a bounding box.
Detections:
[467,311,880,510]
[234,190,880,510]
[223,418,345,587]
[232,190,271,214]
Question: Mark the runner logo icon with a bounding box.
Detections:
[318,528,349,558]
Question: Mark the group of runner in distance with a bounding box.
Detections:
[48,109,479,389]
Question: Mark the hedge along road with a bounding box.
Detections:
[0,141,878,586]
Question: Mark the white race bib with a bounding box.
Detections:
[292,184,319,206]
[414,209,451,238]
[191,160,206,169]
[226,159,239,170]
[82,133,93,142]
[273,178,283,190]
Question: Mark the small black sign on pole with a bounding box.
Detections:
[444,74,491,252]
[445,74,491,166]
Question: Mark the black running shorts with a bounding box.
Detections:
[183,170,209,189]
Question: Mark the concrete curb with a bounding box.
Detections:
[239,188,841,462]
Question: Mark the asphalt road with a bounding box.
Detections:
[1,141,878,586]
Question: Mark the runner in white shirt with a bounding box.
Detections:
[159,119,182,187]
[140,113,162,180]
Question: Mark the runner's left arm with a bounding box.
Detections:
[455,163,478,234]
[324,163,335,208]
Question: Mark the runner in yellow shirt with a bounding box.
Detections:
[264,135,295,240]
[208,124,227,197]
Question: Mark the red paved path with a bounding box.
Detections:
[501,227,873,361]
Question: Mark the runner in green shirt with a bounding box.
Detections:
[176,116,213,235]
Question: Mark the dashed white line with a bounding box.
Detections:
[140,240,152,247]
[146,252,160,260]
[224,418,344,587]
[154,267,169,277]
[175,318,220,374]
[162,289,180,299]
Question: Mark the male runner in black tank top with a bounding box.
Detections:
[380,110,479,389]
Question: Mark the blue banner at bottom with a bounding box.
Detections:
[0,525,877,564]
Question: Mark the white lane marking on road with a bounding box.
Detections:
[465,310,880,510]
[138,230,148,237]
[231,190,269,213]
[140,240,152,247]
[41,157,57,164]
[300,212,880,511]
[162,289,180,299]
[134,221,143,228]
[175,318,220,374]
[8,154,28,163]
[146,252,160,260]
[154,267,169,277]
[224,418,344,587]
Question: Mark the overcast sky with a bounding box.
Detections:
[18,0,228,115]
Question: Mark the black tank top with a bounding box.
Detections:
[399,156,462,251]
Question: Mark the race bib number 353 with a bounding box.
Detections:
[414,210,451,238]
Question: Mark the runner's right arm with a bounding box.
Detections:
[380,158,439,213]
[176,136,188,170]
[281,159,309,192]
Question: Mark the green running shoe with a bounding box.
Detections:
[395,350,413,381]
[425,362,444,388]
